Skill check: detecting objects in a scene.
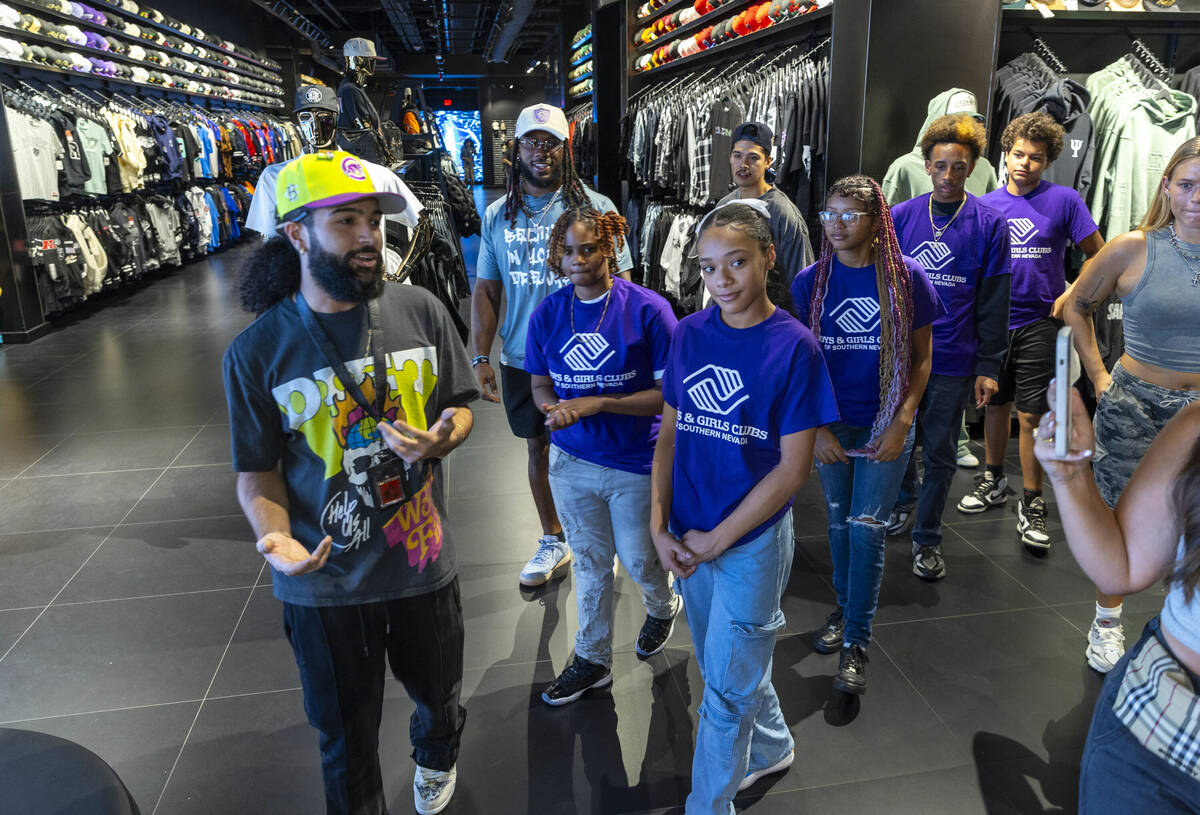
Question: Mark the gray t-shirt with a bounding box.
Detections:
[716,186,815,289]
[223,284,480,606]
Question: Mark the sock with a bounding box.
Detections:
[987,465,1005,481]
[553,530,566,542]
[1023,489,1042,506]
[1095,602,1123,622]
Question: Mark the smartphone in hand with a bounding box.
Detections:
[1054,326,1080,457]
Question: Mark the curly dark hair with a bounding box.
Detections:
[547,208,628,278]
[920,114,988,161]
[1000,111,1064,163]
[235,235,301,314]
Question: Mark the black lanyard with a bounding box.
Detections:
[295,293,388,423]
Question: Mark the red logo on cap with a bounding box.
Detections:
[533,108,549,123]
[341,157,367,180]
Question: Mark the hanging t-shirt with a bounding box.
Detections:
[524,277,677,475]
[477,186,633,369]
[5,108,61,201]
[663,306,839,548]
[791,256,944,427]
[707,99,745,205]
[892,193,1011,378]
[979,181,1099,330]
[223,285,480,607]
[75,116,114,196]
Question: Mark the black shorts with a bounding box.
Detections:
[990,317,1059,415]
[501,363,547,440]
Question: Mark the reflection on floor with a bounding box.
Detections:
[0,190,1157,814]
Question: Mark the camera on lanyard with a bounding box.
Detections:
[368,455,427,508]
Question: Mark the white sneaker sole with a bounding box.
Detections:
[738,750,795,792]
[519,549,573,587]
[541,671,613,706]
[956,494,1006,514]
[1086,644,1123,674]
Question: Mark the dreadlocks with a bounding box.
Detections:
[235,235,301,315]
[547,208,628,278]
[807,175,915,447]
[504,137,594,228]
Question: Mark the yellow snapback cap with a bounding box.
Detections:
[275,151,408,221]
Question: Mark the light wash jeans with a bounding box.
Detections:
[676,512,795,814]
[816,422,915,648]
[548,446,675,668]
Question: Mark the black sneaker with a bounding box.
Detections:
[956,471,1009,514]
[541,656,612,706]
[833,644,868,695]
[912,544,946,581]
[813,608,844,654]
[635,594,682,658]
[1017,496,1051,551]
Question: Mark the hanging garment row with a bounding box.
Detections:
[567,102,596,180]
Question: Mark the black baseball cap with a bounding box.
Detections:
[294,84,338,113]
[731,121,773,155]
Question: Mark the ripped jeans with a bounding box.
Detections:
[676,512,794,814]
[548,446,676,667]
[816,422,915,648]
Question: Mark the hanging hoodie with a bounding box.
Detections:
[881,88,1000,206]
[1032,79,1095,200]
[60,212,108,296]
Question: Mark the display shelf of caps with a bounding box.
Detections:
[636,0,688,21]
[632,0,742,50]
[0,0,283,102]
[566,59,592,82]
[633,0,829,75]
[568,76,592,98]
[569,38,591,66]
[570,22,591,49]
[85,0,280,73]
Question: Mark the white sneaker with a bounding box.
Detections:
[738,750,795,791]
[519,536,571,587]
[413,764,456,815]
[1086,617,1126,673]
[956,449,979,468]
[957,472,1009,513]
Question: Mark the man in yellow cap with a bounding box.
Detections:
[222,150,479,815]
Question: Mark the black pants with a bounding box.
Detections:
[283,579,466,815]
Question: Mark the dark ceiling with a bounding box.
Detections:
[286,0,564,68]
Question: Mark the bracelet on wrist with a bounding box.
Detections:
[471,355,489,367]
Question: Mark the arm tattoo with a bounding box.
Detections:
[1074,296,1099,315]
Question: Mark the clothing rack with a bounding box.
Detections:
[1031,35,1067,74]
[396,179,471,343]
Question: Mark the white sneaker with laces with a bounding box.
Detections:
[738,750,795,791]
[1086,617,1126,673]
[519,536,571,587]
[413,764,456,815]
[956,449,979,468]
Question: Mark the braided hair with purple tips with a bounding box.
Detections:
[806,175,915,448]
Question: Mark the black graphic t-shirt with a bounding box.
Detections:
[223,284,479,606]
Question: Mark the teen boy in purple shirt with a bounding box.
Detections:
[889,114,1012,582]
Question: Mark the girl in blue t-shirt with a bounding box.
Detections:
[651,201,839,810]
[525,208,681,707]
[791,175,942,697]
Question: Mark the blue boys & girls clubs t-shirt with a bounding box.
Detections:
[476,187,633,370]
[979,180,1099,330]
[891,193,1011,377]
[791,256,944,427]
[663,306,839,548]
[525,277,678,474]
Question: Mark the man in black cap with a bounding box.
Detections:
[716,121,814,304]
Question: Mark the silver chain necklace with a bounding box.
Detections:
[1167,223,1200,288]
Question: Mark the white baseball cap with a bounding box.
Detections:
[516,103,568,141]
[344,37,387,62]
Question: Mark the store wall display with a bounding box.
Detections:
[567,101,595,180]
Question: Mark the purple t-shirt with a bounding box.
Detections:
[979,181,1099,329]
[663,306,839,548]
[525,278,677,475]
[892,193,1011,377]
[791,256,944,427]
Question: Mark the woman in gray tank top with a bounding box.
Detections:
[1035,390,1200,813]
[1064,137,1200,676]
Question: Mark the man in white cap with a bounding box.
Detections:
[339,37,391,164]
[471,102,633,588]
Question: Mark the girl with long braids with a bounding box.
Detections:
[652,201,838,809]
[791,175,942,696]
[524,208,680,706]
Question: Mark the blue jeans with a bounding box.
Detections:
[548,446,675,667]
[676,513,795,815]
[896,373,973,550]
[1079,617,1200,813]
[816,422,915,648]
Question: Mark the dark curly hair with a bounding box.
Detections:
[1000,111,1064,163]
[920,114,988,161]
[235,235,301,314]
[547,208,628,278]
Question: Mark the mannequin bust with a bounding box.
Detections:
[337,37,391,164]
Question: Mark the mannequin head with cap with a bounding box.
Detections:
[343,37,385,86]
[293,84,339,152]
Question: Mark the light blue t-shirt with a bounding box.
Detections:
[476,187,633,369]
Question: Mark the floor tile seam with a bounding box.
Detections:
[0,697,205,727]
[944,523,1053,608]
[150,566,263,815]
[1045,603,1090,638]
[9,434,76,481]
[51,585,259,608]
[16,466,171,479]
[0,513,246,537]
[871,602,1057,628]
[868,636,955,735]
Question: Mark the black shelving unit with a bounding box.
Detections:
[635,0,758,56]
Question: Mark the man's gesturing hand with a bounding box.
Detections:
[257,532,332,576]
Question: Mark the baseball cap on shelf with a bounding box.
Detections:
[731,121,773,155]
[294,84,338,114]
[515,103,569,141]
[1107,0,1145,8]
[344,37,387,62]
[1143,0,1182,10]
[275,151,408,222]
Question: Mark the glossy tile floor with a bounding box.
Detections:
[0,193,1161,814]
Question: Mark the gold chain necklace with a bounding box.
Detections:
[928,195,968,242]
[570,281,613,336]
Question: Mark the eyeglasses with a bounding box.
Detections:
[519,137,563,155]
[817,211,869,225]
